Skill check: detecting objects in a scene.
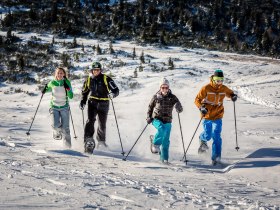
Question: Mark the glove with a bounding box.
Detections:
[63,78,70,91]
[42,84,48,94]
[199,106,208,115]
[231,94,237,102]
[175,103,183,113]
[80,100,86,110]
[146,117,153,124]
[176,107,183,113]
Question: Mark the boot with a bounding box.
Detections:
[53,130,62,140]
[150,135,160,154]
[84,137,95,154]
[97,141,108,149]
[198,140,209,154]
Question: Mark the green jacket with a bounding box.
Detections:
[46,79,73,109]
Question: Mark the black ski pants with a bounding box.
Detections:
[84,99,109,143]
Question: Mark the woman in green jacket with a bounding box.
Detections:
[43,67,73,148]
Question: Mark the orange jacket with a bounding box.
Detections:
[195,76,234,120]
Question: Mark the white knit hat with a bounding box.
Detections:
[159,77,169,87]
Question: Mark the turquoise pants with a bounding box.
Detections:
[152,119,172,161]
[199,119,222,161]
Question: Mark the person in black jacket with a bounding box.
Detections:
[147,78,183,163]
[80,62,119,152]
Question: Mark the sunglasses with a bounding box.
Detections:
[215,80,224,83]
[92,68,101,71]
[161,86,169,90]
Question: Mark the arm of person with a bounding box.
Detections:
[81,78,90,103]
[107,77,119,97]
[43,81,53,93]
[194,86,207,109]
[65,79,73,99]
[147,95,156,119]
[173,95,183,113]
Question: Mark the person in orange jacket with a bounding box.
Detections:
[194,69,237,165]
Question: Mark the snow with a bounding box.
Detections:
[0,32,279,209]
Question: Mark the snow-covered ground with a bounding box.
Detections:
[0,32,279,209]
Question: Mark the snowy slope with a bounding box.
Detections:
[0,33,279,209]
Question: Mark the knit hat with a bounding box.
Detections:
[159,77,169,87]
[92,62,102,69]
[214,69,224,77]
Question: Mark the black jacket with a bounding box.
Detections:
[81,73,119,103]
[147,90,182,123]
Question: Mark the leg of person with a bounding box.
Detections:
[60,107,71,148]
[151,119,164,154]
[50,108,62,140]
[96,101,109,147]
[198,119,213,153]
[160,123,172,163]
[84,100,98,143]
[84,101,98,153]
[211,119,223,165]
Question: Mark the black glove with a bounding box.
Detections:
[146,117,153,124]
[176,107,183,113]
[42,84,48,94]
[80,100,86,110]
[175,103,183,113]
[199,106,208,115]
[63,77,70,91]
[231,94,237,102]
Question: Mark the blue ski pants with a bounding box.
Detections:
[199,119,222,161]
[152,119,172,161]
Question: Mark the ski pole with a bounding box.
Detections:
[233,101,239,151]
[69,106,77,139]
[123,124,149,161]
[178,113,187,163]
[82,109,85,128]
[26,92,44,136]
[110,96,125,156]
[181,117,203,163]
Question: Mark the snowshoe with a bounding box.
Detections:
[161,160,170,165]
[97,141,108,149]
[212,157,222,166]
[212,160,217,166]
[84,138,95,154]
[53,131,62,140]
[198,140,209,154]
[150,135,160,154]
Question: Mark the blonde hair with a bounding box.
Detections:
[54,67,68,80]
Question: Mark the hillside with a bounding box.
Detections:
[0,34,279,209]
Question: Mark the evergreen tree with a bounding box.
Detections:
[159,30,166,45]
[61,53,70,68]
[51,0,58,22]
[17,55,24,71]
[109,41,115,54]
[132,47,136,60]
[96,44,102,55]
[133,68,138,78]
[261,30,271,52]
[140,51,145,64]
[168,57,174,70]
[72,37,78,48]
